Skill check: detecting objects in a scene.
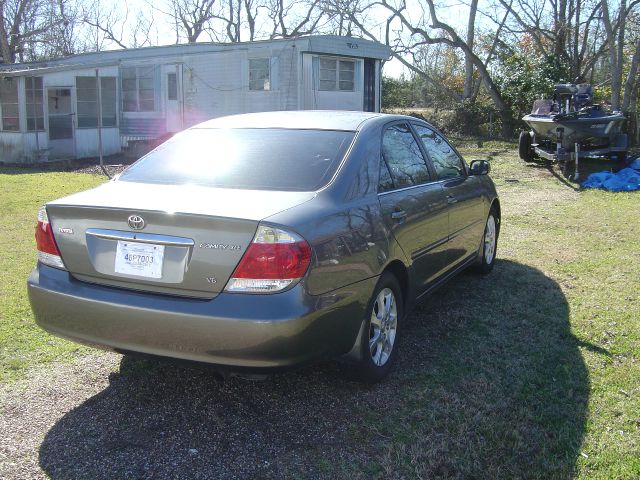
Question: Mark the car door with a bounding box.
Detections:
[413,124,486,269]
[377,122,449,295]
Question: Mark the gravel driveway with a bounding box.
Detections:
[0,350,394,480]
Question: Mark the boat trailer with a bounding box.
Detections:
[529,129,628,181]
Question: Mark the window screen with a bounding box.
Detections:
[381,123,431,190]
[0,78,19,131]
[76,77,97,128]
[76,76,117,128]
[26,77,44,131]
[319,58,355,91]
[119,128,355,191]
[100,77,117,127]
[414,125,465,180]
[122,67,155,112]
[167,73,177,100]
[249,59,270,91]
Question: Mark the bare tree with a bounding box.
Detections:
[349,0,516,134]
[37,0,92,59]
[83,0,155,49]
[321,0,363,35]
[267,0,324,38]
[0,0,75,63]
[170,0,217,42]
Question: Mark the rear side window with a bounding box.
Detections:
[380,123,431,191]
[119,128,355,191]
[414,125,465,180]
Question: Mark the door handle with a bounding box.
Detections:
[447,195,458,204]
[391,210,407,220]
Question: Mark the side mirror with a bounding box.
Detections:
[469,159,490,175]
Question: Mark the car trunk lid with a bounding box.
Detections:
[46,181,315,298]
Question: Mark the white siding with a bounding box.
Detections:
[75,128,120,158]
[0,132,24,163]
[182,45,300,127]
[22,132,48,161]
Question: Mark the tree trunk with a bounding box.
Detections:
[622,39,640,111]
[555,0,568,62]
[0,2,16,63]
[614,0,627,109]
[602,0,622,109]
[573,0,581,79]
[463,0,478,99]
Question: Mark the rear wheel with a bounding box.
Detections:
[519,131,534,162]
[356,273,403,383]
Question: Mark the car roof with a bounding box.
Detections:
[191,110,390,131]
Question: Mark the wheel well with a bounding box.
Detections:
[383,260,410,309]
[490,199,502,235]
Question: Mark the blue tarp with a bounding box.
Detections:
[582,160,640,192]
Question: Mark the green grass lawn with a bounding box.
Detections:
[0,169,104,381]
[1,147,638,478]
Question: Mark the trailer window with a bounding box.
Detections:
[0,78,19,131]
[249,59,270,91]
[76,76,117,128]
[319,58,355,92]
[26,77,44,131]
[167,73,177,100]
[122,66,156,112]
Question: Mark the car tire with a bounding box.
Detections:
[476,208,498,274]
[356,272,403,383]
[519,131,534,162]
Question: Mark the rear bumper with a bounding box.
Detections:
[28,265,376,369]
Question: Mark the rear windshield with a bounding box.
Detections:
[119,128,355,191]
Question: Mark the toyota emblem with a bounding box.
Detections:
[127,215,145,230]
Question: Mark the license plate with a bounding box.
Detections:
[114,241,165,279]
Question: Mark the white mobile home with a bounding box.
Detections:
[0,35,391,163]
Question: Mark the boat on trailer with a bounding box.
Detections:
[519,83,628,180]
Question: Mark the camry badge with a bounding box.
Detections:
[127,215,145,230]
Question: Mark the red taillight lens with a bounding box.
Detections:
[231,242,311,279]
[225,225,311,293]
[35,206,66,269]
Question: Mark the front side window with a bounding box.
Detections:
[249,59,270,91]
[0,78,19,131]
[319,58,355,91]
[121,66,155,112]
[414,125,466,180]
[380,123,431,191]
[76,76,117,128]
[26,77,44,131]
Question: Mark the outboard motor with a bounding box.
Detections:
[553,84,578,113]
[573,83,593,109]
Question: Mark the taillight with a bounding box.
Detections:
[35,206,66,270]
[225,225,311,293]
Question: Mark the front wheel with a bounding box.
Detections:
[476,209,498,274]
[519,131,534,162]
[356,273,403,383]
